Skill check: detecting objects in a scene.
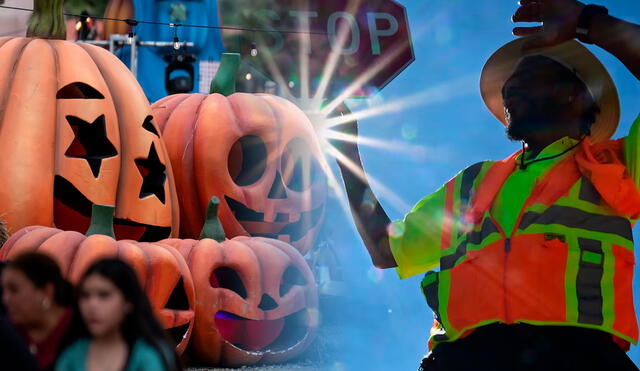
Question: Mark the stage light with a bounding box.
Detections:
[164,53,196,94]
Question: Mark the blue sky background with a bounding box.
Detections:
[325,1,640,369]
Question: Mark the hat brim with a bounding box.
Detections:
[480,37,620,142]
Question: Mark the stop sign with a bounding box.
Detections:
[220,0,414,99]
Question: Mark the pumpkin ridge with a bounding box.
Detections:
[172,94,207,236]
[64,232,84,277]
[50,41,61,170]
[139,241,153,291]
[183,94,205,173]
[0,37,13,49]
[191,95,221,217]
[218,94,244,137]
[259,96,285,148]
[0,39,32,129]
[146,242,182,305]
[181,239,198,265]
[253,96,285,174]
[65,233,86,278]
[154,94,191,132]
[167,95,200,133]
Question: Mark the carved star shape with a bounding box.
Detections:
[135,143,166,204]
[64,115,117,178]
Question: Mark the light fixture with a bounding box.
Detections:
[170,23,181,50]
[164,53,196,94]
[124,19,138,45]
[76,11,92,40]
[245,73,252,80]
[250,42,258,57]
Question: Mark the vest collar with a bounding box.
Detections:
[517,136,580,162]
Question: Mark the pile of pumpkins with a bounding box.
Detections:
[0,0,327,366]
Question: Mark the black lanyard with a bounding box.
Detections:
[519,137,584,170]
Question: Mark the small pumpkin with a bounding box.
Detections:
[152,54,327,255]
[162,197,319,366]
[0,0,179,241]
[0,204,195,354]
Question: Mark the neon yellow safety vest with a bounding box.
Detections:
[390,135,640,351]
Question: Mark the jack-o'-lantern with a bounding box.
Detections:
[0,0,179,241]
[163,197,319,366]
[152,53,327,255]
[0,205,194,354]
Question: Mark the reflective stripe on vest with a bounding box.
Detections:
[424,142,640,351]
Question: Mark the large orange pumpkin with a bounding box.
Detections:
[0,0,179,241]
[152,54,327,255]
[0,205,194,354]
[162,197,319,366]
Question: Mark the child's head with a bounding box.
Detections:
[78,259,154,341]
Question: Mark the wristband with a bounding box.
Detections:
[576,4,608,44]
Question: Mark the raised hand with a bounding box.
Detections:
[512,0,585,49]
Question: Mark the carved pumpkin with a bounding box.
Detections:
[0,0,179,241]
[152,54,327,255]
[162,197,319,366]
[102,0,134,41]
[0,205,194,354]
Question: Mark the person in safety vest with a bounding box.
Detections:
[334,1,640,370]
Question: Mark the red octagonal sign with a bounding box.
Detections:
[222,0,415,99]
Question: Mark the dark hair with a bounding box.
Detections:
[6,252,73,307]
[77,258,181,371]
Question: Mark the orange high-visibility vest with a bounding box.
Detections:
[422,138,640,351]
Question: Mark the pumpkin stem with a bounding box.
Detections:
[200,197,226,242]
[210,53,241,96]
[27,0,67,40]
[86,204,116,238]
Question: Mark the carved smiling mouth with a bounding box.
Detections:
[214,309,310,353]
[53,176,171,241]
[224,196,323,242]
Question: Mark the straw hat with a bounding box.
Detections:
[480,37,619,142]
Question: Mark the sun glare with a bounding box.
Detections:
[252,0,465,216]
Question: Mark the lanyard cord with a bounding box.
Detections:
[519,137,584,170]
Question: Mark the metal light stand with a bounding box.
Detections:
[74,34,194,78]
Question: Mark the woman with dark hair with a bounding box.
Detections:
[56,258,181,371]
[1,252,75,370]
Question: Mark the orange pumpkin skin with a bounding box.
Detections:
[0,37,179,241]
[152,93,327,255]
[0,226,195,354]
[102,0,134,41]
[163,235,319,366]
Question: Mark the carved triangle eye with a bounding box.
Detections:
[64,115,117,178]
[57,82,104,99]
[135,143,167,204]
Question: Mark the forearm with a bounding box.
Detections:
[590,13,640,80]
[336,145,397,269]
